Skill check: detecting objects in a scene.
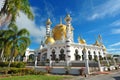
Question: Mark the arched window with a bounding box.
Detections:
[59,49,65,61]
[82,50,85,60]
[74,49,81,60]
[29,54,35,61]
[42,53,47,61]
[51,49,56,60]
[98,52,102,60]
[93,51,97,61]
[60,49,64,54]
[88,51,92,60]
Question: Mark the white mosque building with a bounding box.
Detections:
[31,14,107,64]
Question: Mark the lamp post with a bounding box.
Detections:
[83,47,90,74]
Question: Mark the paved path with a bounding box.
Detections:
[64,70,120,80]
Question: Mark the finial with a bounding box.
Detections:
[46,18,52,25]
[60,17,62,24]
[65,14,72,22]
[83,46,87,53]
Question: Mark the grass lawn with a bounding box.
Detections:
[0,75,66,80]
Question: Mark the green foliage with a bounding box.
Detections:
[0,62,26,68]
[0,67,46,76]
[0,62,9,67]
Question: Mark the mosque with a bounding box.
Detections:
[31,14,107,65]
[29,14,106,62]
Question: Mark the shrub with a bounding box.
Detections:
[0,62,9,67]
[16,62,26,68]
[0,62,26,68]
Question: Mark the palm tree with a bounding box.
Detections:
[0,0,34,27]
[0,29,13,61]
[7,22,30,67]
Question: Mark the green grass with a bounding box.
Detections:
[0,75,66,80]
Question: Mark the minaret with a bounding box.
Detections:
[46,18,52,37]
[64,14,72,65]
[65,14,72,41]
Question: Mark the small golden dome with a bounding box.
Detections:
[46,18,52,25]
[65,14,72,22]
[78,37,86,44]
[52,24,67,40]
[102,45,106,51]
[45,36,55,44]
[94,40,100,46]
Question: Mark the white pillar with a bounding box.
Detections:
[34,56,37,67]
[49,60,52,67]
[97,56,103,72]
[83,47,90,74]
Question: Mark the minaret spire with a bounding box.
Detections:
[46,18,52,37]
[60,17,62,24]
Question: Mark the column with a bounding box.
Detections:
[83,47,90,74]
[34,56,37,67]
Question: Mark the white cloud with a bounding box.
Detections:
[111,29,120,34]
[109,42,120,47]
[16,11,46,44]
[110,20,120,27]
[107,48,120,51]
[88,0,120,20]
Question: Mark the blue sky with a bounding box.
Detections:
[16,0,120,54]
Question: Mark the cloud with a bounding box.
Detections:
[111,29,120,34]
[16,10,46,44]
[110,20,120,27]
[109,42,120,47]
[43,0,54,19]
[107,48,120,51]
[88,0,120,20]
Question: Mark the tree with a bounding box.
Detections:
[7,23,30,67]
[0,0,34,27]
[0,29,13,61]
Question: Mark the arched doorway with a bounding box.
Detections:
[59,49,65,61]
[94,51,98,61]
[74,49,81,60]
[50,49,56,60]
[88,51,92,60]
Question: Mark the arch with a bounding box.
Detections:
[60,48,64,54]
[88,51,92,60]
[74,49,81,60]
[82,50,85,60]
[93,51,98,61]
[28,54,35,61]
[52,49,55,54]
[98,51,102,60]
[41,53,47,61]
[50,49,56,60]
[59,49,65,61]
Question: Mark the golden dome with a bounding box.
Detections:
[46,18,52,25]
[78,37,86,44]
[94,40,100,46]
[52,24,67,40]
[102,45,106,51]
[45,36,55,44]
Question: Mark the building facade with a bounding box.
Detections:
[33,14,107,63]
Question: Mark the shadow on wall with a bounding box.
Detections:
[113,76,120,80]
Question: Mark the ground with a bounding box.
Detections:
[65,70,120,80]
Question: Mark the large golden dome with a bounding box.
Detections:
[45,36,55,44]
[52,24,67,40]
